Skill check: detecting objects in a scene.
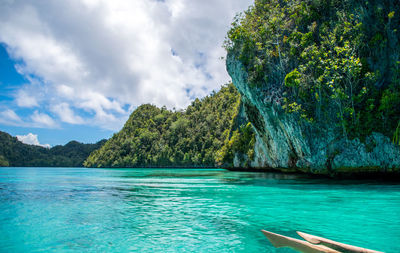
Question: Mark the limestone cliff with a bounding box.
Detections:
[224,0,400,176]
[227,52,400,175]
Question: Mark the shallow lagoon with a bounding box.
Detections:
[1,167,399,252]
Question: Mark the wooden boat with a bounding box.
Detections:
[297,231,383,253]
[261,230,383,253]
[261,230,341,253]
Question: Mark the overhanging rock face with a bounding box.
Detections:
[226,52,400,175]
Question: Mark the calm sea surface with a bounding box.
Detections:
[0,167,399,252]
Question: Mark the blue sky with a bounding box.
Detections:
[0,43,114,145]
[0,0,252,147]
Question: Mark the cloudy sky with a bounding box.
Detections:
[0,0,252,147]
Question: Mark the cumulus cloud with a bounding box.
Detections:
[15,89,39,107]
[31,111,58,128]
[0,0,253,130]
[16,133,51,148]
[51,103,84,124]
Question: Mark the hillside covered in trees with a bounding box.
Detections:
[0,131,106,167]
[84,84,254,168]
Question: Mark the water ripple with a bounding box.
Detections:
[0,167,399,252]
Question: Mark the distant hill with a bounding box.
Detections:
[0,131,106,167]
[84,83,253,168]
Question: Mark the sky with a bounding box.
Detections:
[0,0,253,147]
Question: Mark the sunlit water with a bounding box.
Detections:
[0,168,399,252]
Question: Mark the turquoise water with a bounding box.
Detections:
[0,168,399,252]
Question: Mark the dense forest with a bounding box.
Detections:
[0,131,106,167]
[84,83,254,168]
[225,0,400,141]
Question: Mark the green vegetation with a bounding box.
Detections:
[84,84,252,168]
[1,85,255,169]
[225,0,400,140]
[0,155,9,167]
[216,122,255,167]
[394,120,400,145]
[0,131,106,167]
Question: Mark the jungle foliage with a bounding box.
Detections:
[84,84,252,168]
[225,0,400,140]
[216,122,256,167]
[0,131,106,167]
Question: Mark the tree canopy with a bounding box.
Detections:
[0,131,106,167]
[84,83,252,168]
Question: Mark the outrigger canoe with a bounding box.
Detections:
[261,230,383,253]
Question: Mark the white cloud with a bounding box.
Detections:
[50,103,84,124]
[0,109,61,129]
[30,110,58,128]
[0,0,253,130]
[0,109,24,126]
[16,133,51,148]
[15,89,39,107]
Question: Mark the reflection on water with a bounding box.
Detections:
[0,167,399,253]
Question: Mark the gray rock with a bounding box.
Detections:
[226,52,400,175]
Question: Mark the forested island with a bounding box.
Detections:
[0,131,105,167]
[0,84,254,169]
[86,0,400,176]
[84,84,255,168]
[223,0,400,176]
[1,0,399,177]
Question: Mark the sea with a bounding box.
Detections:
[0,167,399,252]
